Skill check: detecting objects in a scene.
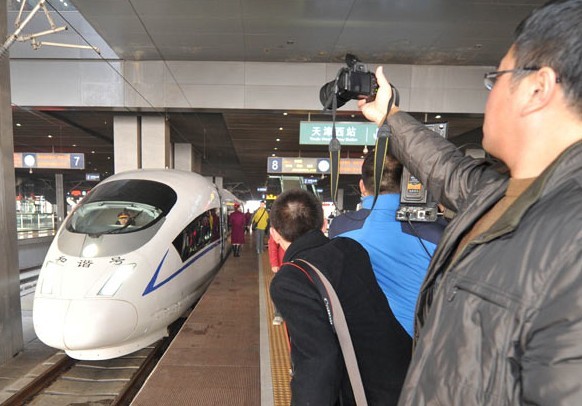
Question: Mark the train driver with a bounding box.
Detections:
[116,210,134,226]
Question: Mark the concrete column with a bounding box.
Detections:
[55,174,65,228]
[113,116,141,173]
[206,176,223,189]
[193,150,202,174]
[141,116,170,169]
[336,188,344,211]
[173,143,194,171]
[0,0,24,364]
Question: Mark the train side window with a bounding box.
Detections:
[172,209,220,262]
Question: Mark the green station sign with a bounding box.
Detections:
[299,121,379,146]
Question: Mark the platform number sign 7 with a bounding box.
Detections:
[70,153,85,170]
[268,157,282,173]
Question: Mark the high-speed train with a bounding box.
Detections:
[33,169,241,360]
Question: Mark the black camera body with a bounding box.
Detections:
[320,54,378,110]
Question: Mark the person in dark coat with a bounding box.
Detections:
[244,209,252,233]
[269,189,411,405]
[228,202,246,257]
[357,1,582,403]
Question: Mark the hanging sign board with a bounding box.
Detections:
[299,121,379,146]
[14,152,85,170]
[268,157,363,175]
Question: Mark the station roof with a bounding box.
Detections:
[9,0,545,201]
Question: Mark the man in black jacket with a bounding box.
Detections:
[269,189,411,405]
[358,0,582,404]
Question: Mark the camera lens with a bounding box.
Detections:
[319,80,337,110]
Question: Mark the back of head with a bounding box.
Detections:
[513,0,582,117]
[270,189,324,242]
[361,149,403,194]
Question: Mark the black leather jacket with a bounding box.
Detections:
[387,112,582,405]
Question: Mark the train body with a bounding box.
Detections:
[33,169,240,360]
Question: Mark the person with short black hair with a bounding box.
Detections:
[358,0,582,403]
[269,189,411,405]
[329,150,445,338]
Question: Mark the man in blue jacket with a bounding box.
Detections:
[329,151,445,337]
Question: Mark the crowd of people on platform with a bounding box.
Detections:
[226,1,582,404]
[266,1,582,404]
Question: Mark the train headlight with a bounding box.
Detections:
[40,261,61,295]
[82,243,99,258]
[98,264,136,296]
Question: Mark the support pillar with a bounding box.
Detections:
[193,151,202,174]
[141,116,170,169]
[173,143,194,172]
[55,173,65,227]
[113,116,141,173]
[0,0,24,365]
[337,188,344,211]
[206,176,223,189]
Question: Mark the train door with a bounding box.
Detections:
[218,191,227,260]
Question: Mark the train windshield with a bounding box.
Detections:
[66,179,177,235]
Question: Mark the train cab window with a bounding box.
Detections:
[173,208,221,262]
[67,201,163,235]
[66,179,176,236]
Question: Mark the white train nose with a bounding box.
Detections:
[34,298,138,351]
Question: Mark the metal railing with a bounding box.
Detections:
[16,212,56,232]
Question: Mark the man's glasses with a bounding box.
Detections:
[483,67,540,91]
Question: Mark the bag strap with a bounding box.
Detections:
[254,209,266,225]
[285,259,369,406]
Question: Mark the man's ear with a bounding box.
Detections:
[522,67,560,115]
[359,179,367,196]
[270,227,283,244]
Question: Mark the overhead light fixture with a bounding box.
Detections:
[283,112,288,116]
[279,127,283,131]
[47,134,52,138]
[274,147,278,150]
[435,115,442,119]
[72,144,76,147]
[16,123,21,127]
[1,0,101,56]
[91,150,95,154]
[271,153,276,157]
[276,138,280,142]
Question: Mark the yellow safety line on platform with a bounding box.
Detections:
[262,253,292,406]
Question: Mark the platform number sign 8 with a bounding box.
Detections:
[268,157,282,173]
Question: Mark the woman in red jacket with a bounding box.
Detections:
[268,233,286,325]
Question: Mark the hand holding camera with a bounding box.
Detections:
[357,66,399,126]
[319,54,379,110]
[319,54,398,126]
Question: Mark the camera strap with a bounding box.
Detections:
[329,92,342,207]
[370,84,400,211]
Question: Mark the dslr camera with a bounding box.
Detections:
[320,54,378,110]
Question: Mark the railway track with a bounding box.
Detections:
[2,317,185,406]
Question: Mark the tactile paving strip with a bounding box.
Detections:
[262,253,292,406]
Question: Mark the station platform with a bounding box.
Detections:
[132,238,291,405]
[0,236,292,405]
